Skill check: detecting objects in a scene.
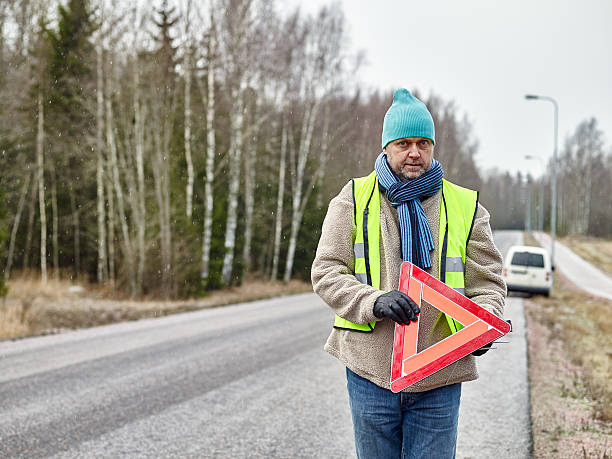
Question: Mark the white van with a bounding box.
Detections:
[503,245,553,296]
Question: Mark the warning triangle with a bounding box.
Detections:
[390,262,511,393]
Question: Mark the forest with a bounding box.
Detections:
[1,0,610,299]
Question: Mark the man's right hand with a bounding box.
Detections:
[373,290,420,325]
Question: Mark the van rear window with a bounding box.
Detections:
[511,252,545,267]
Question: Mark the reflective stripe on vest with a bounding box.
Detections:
[333,172,478,334]
[333,172,380,332]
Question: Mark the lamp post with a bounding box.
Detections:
[525,94,558,270]
[525,155,545,232]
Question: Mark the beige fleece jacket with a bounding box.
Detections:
[311,179,507,392]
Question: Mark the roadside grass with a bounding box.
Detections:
[523,232,611,458]
[559,234,612,276]
[0,273,313,341]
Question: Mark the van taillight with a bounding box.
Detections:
[503,268,507,277]
[546,272,550,281]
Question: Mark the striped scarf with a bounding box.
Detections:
[374,153,443,269]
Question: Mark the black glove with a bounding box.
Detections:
[471,342,493,356]
[373,290,420,325]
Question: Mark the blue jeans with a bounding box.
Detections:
[346,368,461,459]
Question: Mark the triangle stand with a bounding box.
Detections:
[390,262,511,393]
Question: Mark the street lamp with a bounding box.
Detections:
[525,94,558,270]
[525,155,545,232]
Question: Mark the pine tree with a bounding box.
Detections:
[150,0,179,296]
[43,0,96,278]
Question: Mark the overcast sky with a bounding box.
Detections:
[287,0,612,177]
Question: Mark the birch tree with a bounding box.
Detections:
[36,87,47,284]
[270,113,287,280]
[183,0,194,219]
[131,9,147,292]
[283,6,346,282]
[4,172,32,280]
[241,95,257,272]
[105,65,137,296]
[200,4,217,283]
[268,11,301,281]
[219,0,254,286]
[95,37,107,283]
[23,178,37,270]
[199,1,217,283]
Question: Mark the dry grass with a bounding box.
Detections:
[560,234,612,276]
[523,232,611,457]
[0,273,312,341]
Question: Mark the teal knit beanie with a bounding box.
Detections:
[381,89,435,149]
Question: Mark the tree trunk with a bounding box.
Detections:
[184,46,194,219]
[133,50,146,293]
[283,100,320,283]
[36,88,47,284]
[242,98,258,273]
[4,172,32,279]
[23,175,37,269]
[106,71,136,296]
[106,167,116,287]
[315,103,331,208]
[69,188,81,278]
[50,163,59,280]
[95,39,107,283]
[221,90,244,285]
[162,101,174,296]
[0,4,5,67]
[271,115,287,281]
[152,111,173,296]
[200,9,216,283]
[582,137,593,234]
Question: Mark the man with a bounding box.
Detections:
[311,88,506,458]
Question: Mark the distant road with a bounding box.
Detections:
[0,231,530,458]
[534,231,612,301]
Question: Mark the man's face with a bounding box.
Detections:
[384,137,434,181]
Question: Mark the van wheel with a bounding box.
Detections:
[544,290,550,297]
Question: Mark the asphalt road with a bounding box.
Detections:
[0,230,530,458]
[456,230,531,459]
[0,295,354,458]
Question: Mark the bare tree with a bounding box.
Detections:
[95,38,107,283]
[219,0,254,285]
[23,175,38,270]
[106,168,116,287]
[106,67,136,295]
[557,118,604,235]
[283,6,346,282]
[183,0,194,219]
[132,10,147,293]
[268,11,301,281]
[270,113,287,280]
[199,1,217,283]
[50,162,59,279]
[36,88,47,284]
[241,97,257,273]
[4,172,32,279]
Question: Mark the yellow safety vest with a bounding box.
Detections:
[333,171,478,333]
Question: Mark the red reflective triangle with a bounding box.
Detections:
[390,262,511,393]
